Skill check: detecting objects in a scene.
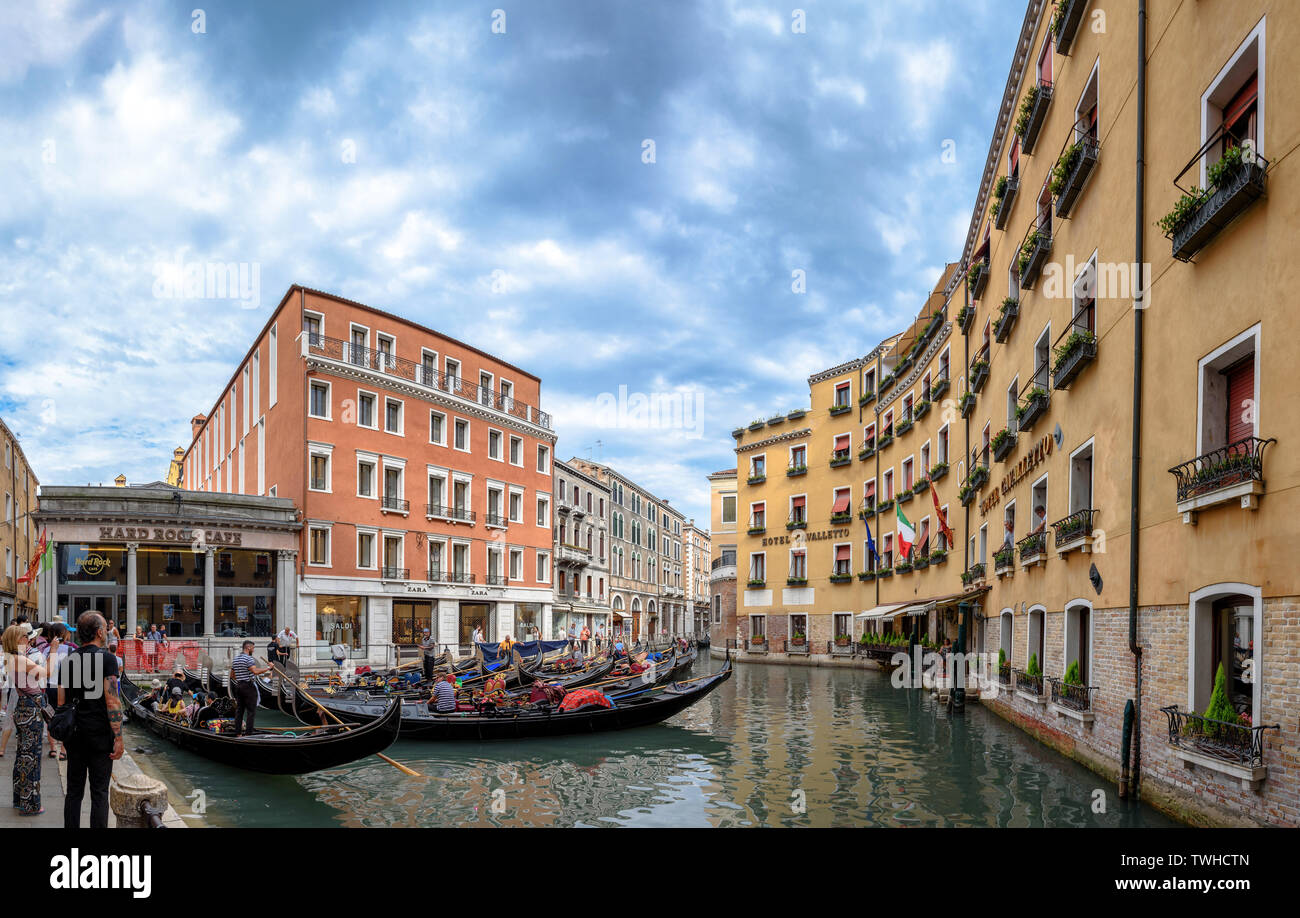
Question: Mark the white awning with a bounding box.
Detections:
[895,601,937,617]
[855,602,909,620]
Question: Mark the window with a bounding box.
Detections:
[357,391,377,429]
[790,495,806,525]
[509,488,523,523]
[721,495,736,524]
[1064,601,1093,684]
[750,454,766,479]
[308,525,331,566]
[357,531,376,570]
[488,429,503,461]
[1069,441,1094,514]
[903,458,913,491]
[1072,255,1097,335]
[537,445,550,473]
[1197,325,1259,455]
[833,543,851,576]
[309,447,331,493]
[479,371,494,407]
[1034,324,1052,390]
[428,541,444,579]
[833,434,850,459]
[536,551,551,583]
[882,534,893,569]
[421,349,438,387]
[790,445,806,469]
[303,313,322,345]
[1037,29,1052,86]
[384,398,403,435]
[357,455,376,498]
[454,418,469,451]
[788,549,806,580]
[537,496,550,527]
[430,411,446,445]
[509,435,522,466]
[383,465,404,508]
[749,553,766,583]
[883,469,894,501]
[445,358,461,387]
[1007,375,1020,432]
[1202,20,1265,181]
[750,502,766,529]
[1076,59,1100,142]
[309,381,330,419]
[835,382,851,407]
[428,473,446,513]
[509,548,523,581]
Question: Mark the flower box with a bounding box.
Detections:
[1052,330,1097,390]
[1164,157,1268,263]
[931,377,950,400]
[1053,0,1086,55]
[877,433,894,450]
[929,462,949,481]
[1016,388,1049,431]
[993,298,1019,343]
[1014,83,1053,155]
[858,446,875,461]
[991,427,1016,462]
[748,421,765,431]
[829,455,852,469]
[897,489,914,504]
[967,260,989,300]
[991,174,1019,230]
[895,561,913,574]
[746,579,766,589]
[913,478,930,495]
[959,392,976,418]
[877,567,893,578]
[957,305,975,335]
[786,409,806,420]
[747,525,766,536]
[931,549,948,565]
[767,416,784,427]
[1053,136,1100,218]
[1018,230,1053,288]
[731,428,745,438]
[830,404,853,417]
[857,571,876,581]
[829,573,852,584]
[858,391,876,408]
[746,475,766,485]
[786,577,808,587]
[969,360,990,394]
[913,399,931,420]
[830,512,851,525]
[787,465,808,477]
[786,520,808,531]
[959,485,974,506]
[896,418,913,435]
[875,499,894,514]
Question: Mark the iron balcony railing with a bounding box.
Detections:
[1166,123,1269,263]
[1047,677,1098,713]
[426,504,476,523]
[1016,369,1051,430]
[381,566,410,580]
[711,552,736,570]
[1017,531,1047,561]
[1160,706,1280,769]
[484,574,507,586]
[1052,508,1096,548]
[306,334,553,429]
[1168,436,1275,504]
[485,512,508,528]
[1051,115,1100,219]
[1017,77,1054,155]
[1013,668,1044,697]
[1050,305,1097,390]
[998,664,1013,688]
[381,495,410,513]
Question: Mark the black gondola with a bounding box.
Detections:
[294,653,733,741]
[122,675,402,775]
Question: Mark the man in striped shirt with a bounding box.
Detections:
[230,640,273,736]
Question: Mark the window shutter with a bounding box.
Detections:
[792,496,806,510]
[834,434,849,451]
[835,545,850,562]
[1224,358,1255,445]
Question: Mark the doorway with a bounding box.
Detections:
[392,600,434,646]
[459,601,492,646]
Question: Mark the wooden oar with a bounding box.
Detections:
[260,659,422,778]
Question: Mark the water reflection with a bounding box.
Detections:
[127,659,1178,827]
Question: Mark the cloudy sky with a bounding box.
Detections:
[0,0,1025,526]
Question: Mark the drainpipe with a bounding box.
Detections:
[1124,0,1147,801]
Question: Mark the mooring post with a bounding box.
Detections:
[952,601,969,713]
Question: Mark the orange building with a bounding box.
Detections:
[181,286,558,662]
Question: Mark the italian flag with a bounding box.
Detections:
[896,504,915,560]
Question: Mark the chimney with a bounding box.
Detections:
[114,474,127,487]
[191,414,207,441]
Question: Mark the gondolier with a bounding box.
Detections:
[420,629,439,682]
[230,641,273,736]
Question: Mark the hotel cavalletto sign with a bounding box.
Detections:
[97,526,244,546]
[761,528,852,547]
[980,434,1054,517]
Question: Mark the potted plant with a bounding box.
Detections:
[835,635,852,647]
[913,399,931,419]
[746,578,766,588]
[1052,329,1097,376]
[786,576,808,586]
[930,548,948,564]
[786,407,807,420]
[1026,653,1042,678]
[858,444,874,461]
[1014,86,1039,139]
[750,634,767,645]
[991,426,1015,461]
[1063,659,1083,688]
[830,402,852,416]
[1018,230,1046,276]
[787,463,808,476]
[1016,386,1049,426]
[994,546,1015,570]
[731,427,746,438]
[959,391,976,417]
[930,461,949,480]
[748,419,765,431]
[956,304,975,334]
[1050,141,1084,198]
[791,632,807,646]
[857,570,876,581]
[989,174,1008,219]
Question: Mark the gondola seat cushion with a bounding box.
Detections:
[558,689,614,712]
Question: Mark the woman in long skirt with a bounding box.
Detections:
[2,624,60,816]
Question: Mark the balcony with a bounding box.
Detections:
[1053,0,1087,54]
[991,174,1019,231]
[381,566,410,580]
[1051,328,1097,390]
[747,519,767,536]
[484,574,507,586]
[991,427,1016,463]
[829,403,853,418]
[929,461,949,481]
[960,563,985,587]
[1169,436,1275,522]
[1013,669,1047,702]
[959,392,976,419]
[1016,385,1049,431]
[1017,228,1053,288]
[426,504,476,524]
[1015,81,1053,155]
[304,334,552,430]
[1160,706,1280,791]
[913,399,931,421]
[993,548,1015,577]
[1048,677,1098,724]
[967,259,989,301]
[381,495,410,515]
[442,571,475,584]
[485,513,508,529]
[993,298,1019,343]
[748,637,768,653]
[1017,531,1047,568]
[957,305,975,335]
[1052,508,1095,554]
[746,474,766,485]
[1053,132,1100,219]
[969,359,990,394]
[931,374,950,400]
[556,544,592,566]
[1162,128,1268,263]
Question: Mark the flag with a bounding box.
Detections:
[896,504,915,560]
[930,480,954,547]
[16,528,46,584]
[864,518,880,564]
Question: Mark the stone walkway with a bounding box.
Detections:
[0,747,116,828]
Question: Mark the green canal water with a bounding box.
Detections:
[126,658,1180,827]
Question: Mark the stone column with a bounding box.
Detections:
[275,550,293,634]
[125,542,138,637]
[203,548,215,636]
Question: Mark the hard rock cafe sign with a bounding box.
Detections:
[980,434,1054,516]
[97,526,243,545]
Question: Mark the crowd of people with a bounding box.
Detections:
[0,611,124,827]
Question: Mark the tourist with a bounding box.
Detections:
[580,625,591,655]
[2,623,60,816]
[163,687,186,719]
[331,640,349,670]
[140,679,164,713]
[165,666,186,698]
[1031,504,1047,534]
[146,624,165,670]
[220,623,235,637]
[275,624,298,665]
[230,640,273,736]
[472,622,484,646]
[419,628,439,682]
[430,673,457,714]
[59,612,124,828]
[43,623,75,761]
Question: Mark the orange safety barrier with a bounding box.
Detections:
[121,639,204,674]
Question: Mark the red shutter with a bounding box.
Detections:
[866,481,876,497]
[834,434,849,451]
[832,491,850,514]
[1223,74,1258,135]
[755,501,765,513]
[1225,359,1255,445]
[1010,136,1020,175]
[835,545,850,562]
[793,496,806,509]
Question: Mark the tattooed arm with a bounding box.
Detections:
[106,674,124,760]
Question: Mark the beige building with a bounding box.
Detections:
[1,416,40,623]
[683,520,712,636]
[725,0,1298,827]
[707,469,738,646]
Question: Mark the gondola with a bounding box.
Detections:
[121,675,402,775]
[293,653,733,741]
[517,655,615,689]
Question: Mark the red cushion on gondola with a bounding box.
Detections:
[558,689,613,712]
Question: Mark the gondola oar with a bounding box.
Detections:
[260,659,423,778]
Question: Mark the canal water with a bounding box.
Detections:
[126,658,1180,827]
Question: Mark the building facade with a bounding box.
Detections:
[567,459,686,640]
[181,285,558,662]
[551,458,611,638]
[683,520,712,636]
[725,0,1299,828]
[707,468,738,646]
[1,416,40,623]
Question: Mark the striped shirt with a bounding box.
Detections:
[432,680,457,713]
[231,653,257,683]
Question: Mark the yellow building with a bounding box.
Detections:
[1,415,41,623]
[725,0,1298,827]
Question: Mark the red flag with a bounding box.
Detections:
[930,482,954,548]
[16,529,46,584]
